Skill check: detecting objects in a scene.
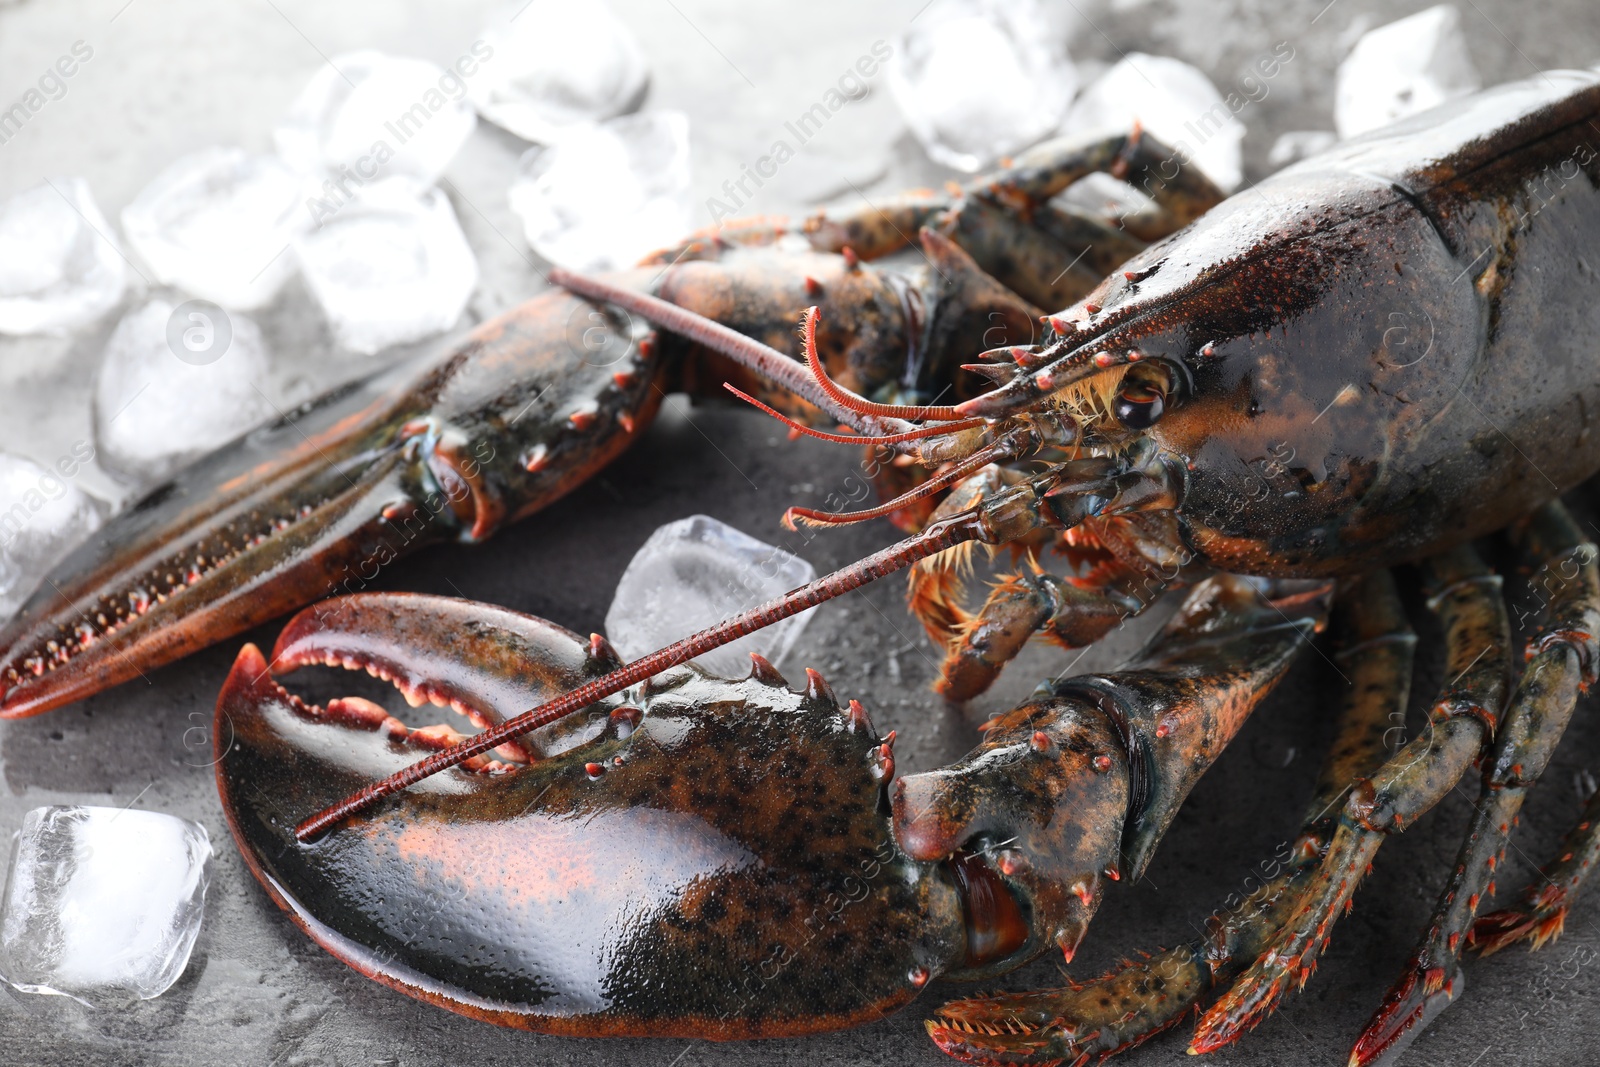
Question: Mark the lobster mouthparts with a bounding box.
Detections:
[215,593,963,1037]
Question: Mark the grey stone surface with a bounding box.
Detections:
[2,1,1600,1064]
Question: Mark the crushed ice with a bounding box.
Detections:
[92,296,277,484]
[887,0,1077,172]
[606,515,818,679]
[0,179,126,336]
[1335,5,1481,139]
[471,0,650,144]
[508,110,691,272]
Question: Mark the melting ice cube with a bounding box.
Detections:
[294,180,478,355]
[275,51,477,187]
[508,110,691,272]
[93,296,278,484]
[887,0,1078,173]
[0,806,212,1006]
[1335,5,1481,139]
[471,0,650,144]
[1267,130,1339,169]
[1054,171,1156,224]
[0,178,126,336]
[122,148,311,310]
[0,452,103,623]
[1063,53,1245,192]
[606,515,819,679]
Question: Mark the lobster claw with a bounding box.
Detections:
[0,287,662,719]
[215,593,963,1036]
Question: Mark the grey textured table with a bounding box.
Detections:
[3,1,1600,1064]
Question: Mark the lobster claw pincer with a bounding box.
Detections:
[0,286,662,719]
[215,592,964,1037]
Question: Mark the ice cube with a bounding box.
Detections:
[1055,171,1156,223]
[508,111,690,272]
[887,0,1078,173]
[93,296,278,484]
[471,0,650,144]
[1268,130,1339,169]
[0,452,103,623]
[122,148,312,310]
[294,180,478,354]
[606,514,819,678]
[0,178,126,336]
[1063,53,1245,192]
[1335,5,1481,139]
[275,51,477,187]
[0,806,212,1006]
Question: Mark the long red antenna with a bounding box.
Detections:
[295,511,989,842]
[782,444,1006,529]
[722,384,985,445]
[548,268,903,437]
[797,307,971,423]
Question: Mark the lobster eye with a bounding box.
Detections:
[1113,363,1175,429]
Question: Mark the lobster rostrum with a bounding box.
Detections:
[9,66,1600,1066]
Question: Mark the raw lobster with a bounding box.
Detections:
[11,68,1600,1066]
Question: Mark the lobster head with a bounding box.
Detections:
[947,128,1498,578]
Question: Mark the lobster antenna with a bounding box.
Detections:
[549,268,907,437]
[722,383,985,445]
[797,307,970,423]
[295,511,990,842]
[782,442,1007,529]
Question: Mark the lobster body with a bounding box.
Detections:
[1111,71,1600,576]
[7,65,1600,1067]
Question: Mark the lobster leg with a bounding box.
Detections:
[800,127,1223,264]
[922,571,1411,1065]
[1473,785,1600,954]
[1190,542,1515,1051]
[933,562,1155,703]
[1463,513,1600,958]
[1349,506,1598,1063]
[910,465,1195,702]
[656,127,1221,315]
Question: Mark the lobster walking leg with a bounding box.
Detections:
[922,570,1412,1065]
[906,466,1159,702]
[1473,785,1600,953]
[1191,543,1514,1051]
[1349,506,1598,1063]
[654,127,1222,315]
[1465,511,1600,958]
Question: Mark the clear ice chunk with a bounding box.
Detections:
[508,111,690,272]
[93,296,278,484]
[1335,5,1481,139]
[122,148,311,310]
[1267,130,1339,169]
[887,0,1078,173]
[605,514,819,679]
[0,452,103,623]
[1054,171,1156,224]
[1063,53,1245,192]
[471,0,650,144]
[294,180,478,355]
[0,178,126,336]
[275,50,477,186]
[0,805,212,1006]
